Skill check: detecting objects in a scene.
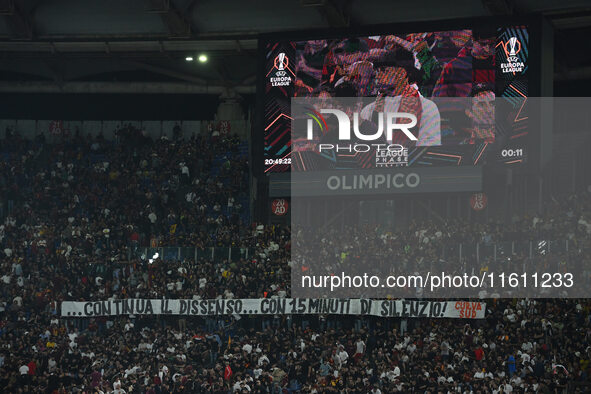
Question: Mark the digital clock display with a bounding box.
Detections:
[501,149,524,157]
[264,158,292,166]
[500,148,526,164]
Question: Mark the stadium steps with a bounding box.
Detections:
[204,148,249,223]
[237,141,249,158]
[238,195,250,223]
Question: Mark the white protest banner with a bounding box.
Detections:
[61,299,485,319]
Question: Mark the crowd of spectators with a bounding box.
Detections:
[0,125,249,251]
[1,130,591,392]
[293,192,591,298]
[2,299,591,393]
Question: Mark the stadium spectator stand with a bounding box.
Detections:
[1,130,591,393]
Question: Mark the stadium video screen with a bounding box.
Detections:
[262,26,529,173]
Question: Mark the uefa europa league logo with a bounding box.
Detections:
[508,37,518,56]
[504,37,521,61]
[275,53,287,71]
[270,52,291,86]
[500,36,525,73]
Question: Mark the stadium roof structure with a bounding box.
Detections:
[0,0,590,94]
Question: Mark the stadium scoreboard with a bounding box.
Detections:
[256,18,540,174]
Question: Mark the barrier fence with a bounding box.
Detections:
[128,240,575,263]
[444,239,573,262]
[129,246,253,263]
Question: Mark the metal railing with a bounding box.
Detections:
[129,246,253,263]
[444,239,574,263]
[128,240,576,264]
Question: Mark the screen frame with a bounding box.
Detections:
[254,15,543,171]
[252,15,545,220]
